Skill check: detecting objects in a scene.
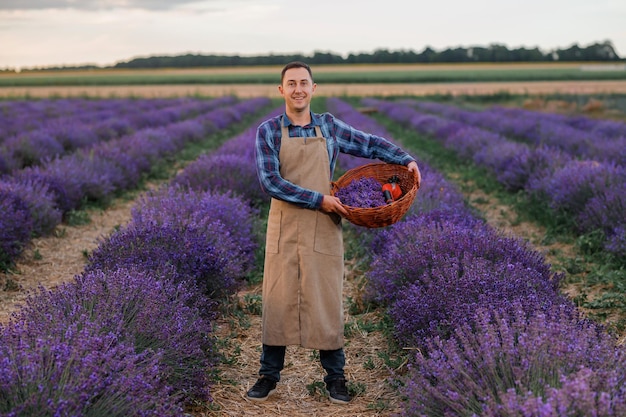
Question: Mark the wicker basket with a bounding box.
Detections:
[331,162,419,228]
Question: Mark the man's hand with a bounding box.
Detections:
[320,195,349,217]
[407,161,422,188]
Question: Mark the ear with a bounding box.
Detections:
[278,84,285,97]
[311,82,317,94]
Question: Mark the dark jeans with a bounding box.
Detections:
[259,344,345,383]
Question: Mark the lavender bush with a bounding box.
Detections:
[3,129,64,168]
[85,223,232,304]
[389,257,569,347]
[0,267,214,415]
[172,153,267,204]
[0,188,33,270]
[0,97,237,174]
[0,177,61,236]
[0,270,206,416]
[130,185,260,282]
[482,366,626,417]
[365,211,556,305]
[367,98,624,257]
[528,160,624,216]
[400,305,625,417]
[0,324,178,416]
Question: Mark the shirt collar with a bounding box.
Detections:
[282,112,321,128]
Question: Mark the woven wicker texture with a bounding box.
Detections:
[331,163,419,228]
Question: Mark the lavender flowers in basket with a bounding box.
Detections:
[336,176,386,208]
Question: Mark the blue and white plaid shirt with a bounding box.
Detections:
[255,112,415,209]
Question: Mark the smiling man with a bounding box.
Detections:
[250,61,420,404]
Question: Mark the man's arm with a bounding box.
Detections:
[255,122,324,209]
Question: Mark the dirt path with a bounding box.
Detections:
[0,196,137,323]
[201,260,404,416]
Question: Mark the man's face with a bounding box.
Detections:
[279,67,316,112]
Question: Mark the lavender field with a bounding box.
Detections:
[1,95,625,416]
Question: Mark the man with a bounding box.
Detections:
[250,61,420,404]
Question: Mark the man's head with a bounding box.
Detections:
[280,61,313,84]
[279,61,316,115]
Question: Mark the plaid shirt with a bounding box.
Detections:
[255,112,415,209]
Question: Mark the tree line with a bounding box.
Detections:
[6,40,622,72]
[113,40,622,69]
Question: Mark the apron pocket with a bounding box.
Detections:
[313,212,343,256]
[265,209,281,254]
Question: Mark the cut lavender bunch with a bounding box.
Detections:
[335,176,387,208]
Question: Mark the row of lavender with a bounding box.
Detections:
[0,102,279,415]
[363,98,626,259]
[408,100,626,163]
[326,98,626,416]
[0,97,238,175]
[0,98,163,139]
[0,97,269,272]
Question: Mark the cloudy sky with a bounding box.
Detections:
[1,0,625,69]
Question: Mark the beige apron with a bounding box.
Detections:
[261,120,344,350]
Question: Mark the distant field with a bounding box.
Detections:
[2,63,626,98]
[3,80,626,99]
[1,62,626,87]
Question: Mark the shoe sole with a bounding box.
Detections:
[327,391,351,404]
[246,388,276,402]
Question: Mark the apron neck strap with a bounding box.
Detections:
[281,115,323,138]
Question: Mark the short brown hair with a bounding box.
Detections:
[281,61,313,84]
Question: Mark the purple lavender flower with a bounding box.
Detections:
[130,185,259,280]
[0,188,33,270]
[534,160,624,216]
[400,304,624,417]
[473,141,532,191]
[0,177,61,236]
[578,182,626,237]
[0,267,214,414]
[172,153,267,205]
[3,129,64,169]
[365,212,556,306]
[85,222,235,303]
[483,367,626,417]
[389,257,569,347]
[336,177,387,208]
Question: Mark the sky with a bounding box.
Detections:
[1,0,625,70]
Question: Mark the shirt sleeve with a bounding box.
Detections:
[255,120,325,210]
[330,114,416,166]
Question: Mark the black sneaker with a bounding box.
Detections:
[326,377,352,404]
[246,376,277,401]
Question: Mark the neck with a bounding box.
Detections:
[286,109,311,126]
